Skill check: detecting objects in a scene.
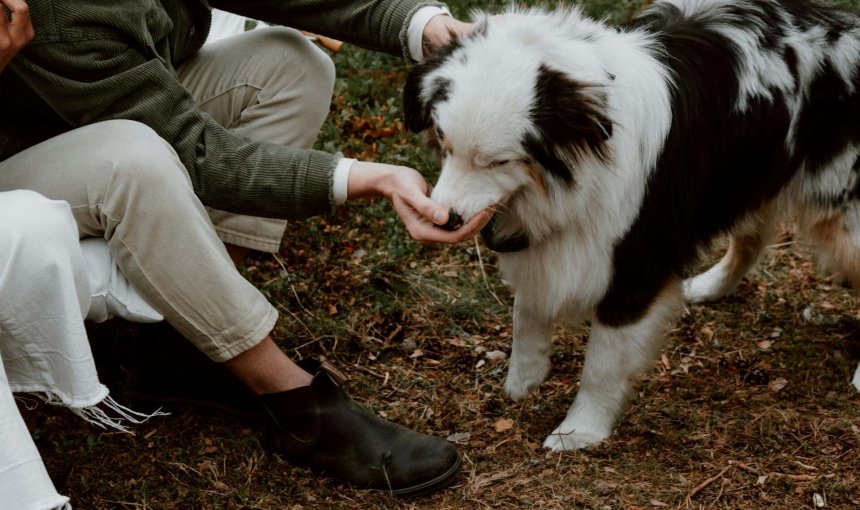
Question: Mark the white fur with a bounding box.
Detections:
[428,8,679,450]
[419,2,860,451]
[853,362,860,392]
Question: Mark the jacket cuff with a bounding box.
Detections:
[397,1,449,62]
[299,149,341,217]
[407,6,451,61]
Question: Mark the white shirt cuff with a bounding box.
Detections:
[407,6,451,61]
[333,158,355,205]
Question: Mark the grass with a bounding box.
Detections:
[34,0,860,508]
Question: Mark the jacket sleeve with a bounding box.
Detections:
[13,38,337,220]
[210,0,447,60]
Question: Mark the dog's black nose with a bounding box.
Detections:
[438,209,464,231]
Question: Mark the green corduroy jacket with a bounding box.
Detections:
[0,0,444,219]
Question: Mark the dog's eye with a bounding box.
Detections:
[490,160,510,167]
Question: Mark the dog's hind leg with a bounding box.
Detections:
[544,283,684,451]
[504,295,554,401]
[803,208,860,393]
[803,208,860,289]
[683,204,777,303]
[853,362,860,392]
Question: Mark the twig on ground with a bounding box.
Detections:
[683,464,734,506]
[272,253,310,314]
[474,238,505,306]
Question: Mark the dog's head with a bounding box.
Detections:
[404,9,615,240]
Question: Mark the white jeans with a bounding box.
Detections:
[0,190,88,510]
[0,190,163,510]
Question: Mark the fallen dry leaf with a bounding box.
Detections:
[485,350,507,361]
[701,324,715,343]
[446,432,471,443]
[769,377,788,392]
[494,418,514,432]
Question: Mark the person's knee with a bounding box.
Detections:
[100,120,191,191]
[0,190,75,236]
[0,189,57,215]
[296,33,336,115]
[0,190,78,256]
[302,35,336,99]
[252,27,336,110]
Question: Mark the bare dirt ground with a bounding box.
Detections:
[41,223,859,509]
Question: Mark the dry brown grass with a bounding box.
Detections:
[36,223,860,509]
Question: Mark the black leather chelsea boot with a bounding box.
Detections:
[259,360,461,496]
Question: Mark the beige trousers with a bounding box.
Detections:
[178,27,336,252]
[0,120,277,361]
[0,27,335,361]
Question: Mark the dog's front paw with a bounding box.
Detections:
[683,268,733,303]
[504,358,550,401]
[542,424,610,451]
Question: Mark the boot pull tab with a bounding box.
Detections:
[320,360,349,386]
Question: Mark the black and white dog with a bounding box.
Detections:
[404,0,860,450]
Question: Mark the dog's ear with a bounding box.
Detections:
[404,33,473,133]
[524,65,613,183]
[404,62,437,133]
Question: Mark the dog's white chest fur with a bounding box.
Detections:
[499,231,611,321]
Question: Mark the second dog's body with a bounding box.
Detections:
[405,0,860,450]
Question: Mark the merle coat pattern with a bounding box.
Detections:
[404,0,860,450]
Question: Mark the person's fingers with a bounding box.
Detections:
[442,207,494,242]
[451,19,474,38]
[0,1,10,37]
[0,0,33,45]
[404,205,494,244]
[401,183,449,226]
[2,0,33,42]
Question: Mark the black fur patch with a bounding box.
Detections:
[598,2,820,327]
[403,39,465,134]
[792,60,859,175]
[523,65,613,184]
[404,26,492,134]
[480,215,530,252]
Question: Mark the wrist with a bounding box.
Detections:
[347,161,396,200]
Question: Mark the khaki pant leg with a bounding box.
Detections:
[177,26,336,252]
[0,120,278,361]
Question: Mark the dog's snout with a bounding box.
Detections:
[438,209,464,231]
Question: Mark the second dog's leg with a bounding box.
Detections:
[504,295,554,401]
[544,284,683,451]
[684,205,776,303]
[853,362,860,392]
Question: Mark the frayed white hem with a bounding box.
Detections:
[18,393,168,433]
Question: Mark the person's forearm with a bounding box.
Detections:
[210,0,447,59]
[11,36,339,220]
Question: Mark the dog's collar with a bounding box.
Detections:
[480,215,530,253]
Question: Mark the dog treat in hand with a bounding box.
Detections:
[438,209,464,231]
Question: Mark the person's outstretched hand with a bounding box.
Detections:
[347,161,493,244]
[0,0,34,73]
[422,14,473,58]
